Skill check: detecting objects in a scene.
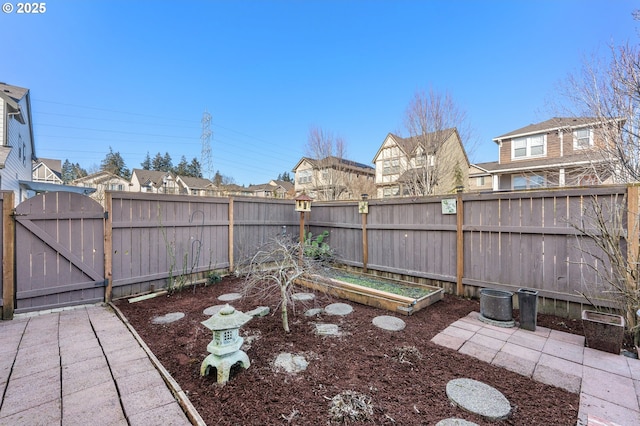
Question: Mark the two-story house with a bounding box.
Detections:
[71,170,131,204]
[175,175,216,196]
[0,82,36,205]
[372,128,469,198]
[474,117,620,191]
[247,180,294,198]
[32,158,63,185]
[130,169,178,194]
[292,156,375,200]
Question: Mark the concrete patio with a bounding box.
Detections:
[0,304,203,426]
[431,311,640,426]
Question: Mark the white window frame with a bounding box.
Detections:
[512,134,546,160]
[512,174,546,190]
[476,176,485,187]
[297,169,312,184]
[573,128,593,149]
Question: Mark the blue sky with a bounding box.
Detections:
[1,0,637,186]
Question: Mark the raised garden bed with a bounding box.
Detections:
[296,268,443,315]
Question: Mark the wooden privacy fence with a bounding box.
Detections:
[1,185,637,319]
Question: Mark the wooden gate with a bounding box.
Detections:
[14,192,106,314]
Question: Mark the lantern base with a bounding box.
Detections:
[200,350,250,384]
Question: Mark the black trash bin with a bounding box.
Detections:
[517,288,538,331]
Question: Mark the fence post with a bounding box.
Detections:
[627,184,639,292]
[456,188,464,296]
[2,192,15,319]
[104,192,113,302]
[360,200,369,273]
[228,198,234,272]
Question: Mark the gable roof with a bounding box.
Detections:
[372,128,460,163]
[131,168,173,188]
[493,117,612,142]
[292,156,374,174]
[0,82,36,158]
[177,175,213,189]
[72,170,129,185]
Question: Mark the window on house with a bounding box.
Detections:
[298,170,312,184]
[573,129,593,149]
[513,174,545,190]
[476,176,485,186]
[383,159,400,175]
[512,135,545,159]
[383,186,400,197]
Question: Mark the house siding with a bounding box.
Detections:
[1,96,34,204]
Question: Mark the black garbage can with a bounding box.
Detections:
[517,288,538,331]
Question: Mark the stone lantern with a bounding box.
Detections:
[200,304,252,384]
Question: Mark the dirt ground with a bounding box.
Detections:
[114,277,583,425]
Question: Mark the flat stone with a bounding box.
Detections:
[218,293,242,302]
[372,315,406,331]
[203,305,226,316]
[292,292,315,301]
[150,312,184,324]
[324,303,353,316]
[435,419,479,426]
[274,352,308,373]
[315,323,340,336]
[305,308,323,317]
[245,306,270,317]
[446,378,511,420]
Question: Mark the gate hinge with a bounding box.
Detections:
[104,211,109,220]
[96,280,108,287]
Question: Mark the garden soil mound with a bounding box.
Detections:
[114,277,581,425]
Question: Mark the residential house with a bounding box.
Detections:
[0,82,36,205]
[71,170,131,204]
[292,156,375,200]
[217,183,253,197]
[467,163,495,192]
[247,180,294,198]
[32,158,63,185]
[176,175,216,196]
[488,117,619,191]
[130,169,178,194]
[372,128,469,198]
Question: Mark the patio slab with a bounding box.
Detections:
[581,365,638,411]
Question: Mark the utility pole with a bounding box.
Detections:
[201,110,213,180]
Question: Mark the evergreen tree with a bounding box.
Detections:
[187,158,202,178]
[141,152,152,170]
[100,146,130,178]
[174,155,189,176]
[151,152,173,172]
[213,170,223,186]
[61,159,74,183]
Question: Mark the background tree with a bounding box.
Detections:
[174,155,190,176]
[100,147,130,179]
[277,171,293,182]
[304,126,350,200]
[152,152,173,172]
[61,159,88,183]
[401,88,472,196]
[187,158,202,178]
[558,43,639,184]
[141,152,152,170]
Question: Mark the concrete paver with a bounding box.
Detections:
[0,304,198,426]
[431,311,640,426]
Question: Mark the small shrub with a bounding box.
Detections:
[303,230,333,261]
[328,390,373,423]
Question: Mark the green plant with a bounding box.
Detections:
[207,271,222,285]
[303,230,333,261]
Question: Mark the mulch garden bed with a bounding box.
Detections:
[114,276,583,425]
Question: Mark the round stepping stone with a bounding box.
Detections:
[372,315,406,331]
[274,352,309,373]
[218,292,242,302]
[292,292,315,301]
[446,378,511,421]
[435,419,479,426]
[203,305,226,316]
[324,303,353,316]
[151,312,185,324]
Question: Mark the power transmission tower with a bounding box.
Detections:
[201,110,213,180]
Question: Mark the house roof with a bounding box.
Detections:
[0,82,35,158]
[38,158,62,174]
[493,117,608,142]
[177,175,213,189]
[292,156,374,174]
[72,170,129,185]
[0,82,28,110]
[131,169,173,188]
[19,180,96,195]
[372,128,462,163]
